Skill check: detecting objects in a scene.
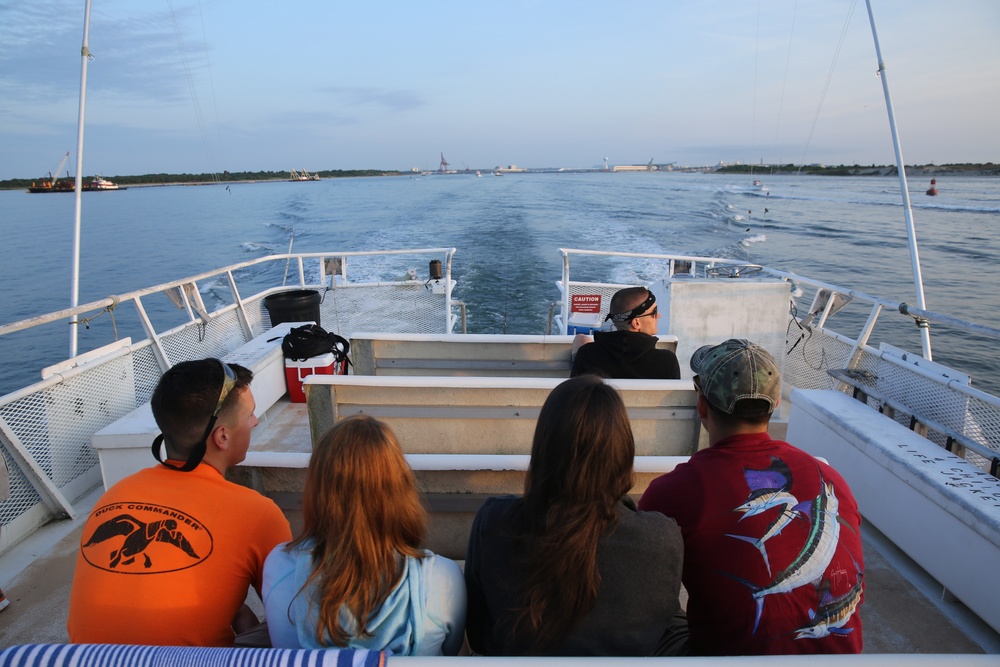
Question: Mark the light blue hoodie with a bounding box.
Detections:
[263,541,466,655]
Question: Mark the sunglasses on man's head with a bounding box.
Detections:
[210,362,238,420]
[151,360,237,473]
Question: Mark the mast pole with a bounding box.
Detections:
[865,0,932,359]
[69,0,93,358]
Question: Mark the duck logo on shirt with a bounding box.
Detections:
[81,502,214,574]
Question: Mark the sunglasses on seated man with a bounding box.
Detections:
[633,306,658,319]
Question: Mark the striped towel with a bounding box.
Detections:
[0,644,387,667]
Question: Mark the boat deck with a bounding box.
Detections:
[1,396,997,654]
[0,496,995,653]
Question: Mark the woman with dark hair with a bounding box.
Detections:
[263,415,466,654]
[464,375,685,655]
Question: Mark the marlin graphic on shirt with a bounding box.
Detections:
[794,569,864,639]
[727,458,808,575]
[726,478,842,634]
[727,503,808,576]
[732,457,796,519]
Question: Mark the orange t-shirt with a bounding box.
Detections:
[67,463,291,646]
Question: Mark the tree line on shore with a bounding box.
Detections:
[715,162,999,176]
[0,169,401,191]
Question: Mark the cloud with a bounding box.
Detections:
[321,86,425,113]
[253,109,361,132]
[0,2,209,116]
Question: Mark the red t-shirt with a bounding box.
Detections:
[639,432,864,655]
[68,463,291,646]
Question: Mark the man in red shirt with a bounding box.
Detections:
[639,339,863,655]
[68,359,291,646]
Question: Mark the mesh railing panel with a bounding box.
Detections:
[317,284,452,337]
[960,395,1000,455]
[243,295,268,338]
[0,442,42,526]
[159,307,250,365]
[780,325,854,392]
[132,343,165,405]
[0,352,139,512]
[851,347,1000,464]
[787,329,1000,472]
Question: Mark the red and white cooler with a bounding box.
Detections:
[284,353,347,403]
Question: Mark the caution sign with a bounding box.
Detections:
[571,294,602,313]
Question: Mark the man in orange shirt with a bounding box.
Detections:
[68,359,291,646]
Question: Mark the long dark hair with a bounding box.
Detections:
[512,375,635,651]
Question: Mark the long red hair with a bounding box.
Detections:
[288,414,427,646]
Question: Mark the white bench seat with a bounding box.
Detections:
[788,388,1000,635]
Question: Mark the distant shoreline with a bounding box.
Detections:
[3,164,997,191]
[713,163,1000,177]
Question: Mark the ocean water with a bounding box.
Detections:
[1,172,999,397]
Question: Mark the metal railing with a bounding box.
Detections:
[0,249,460,553]
[553,248,1000,475]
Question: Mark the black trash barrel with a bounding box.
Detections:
[263,289,321,327]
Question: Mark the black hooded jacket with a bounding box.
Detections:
[570,330,680,379]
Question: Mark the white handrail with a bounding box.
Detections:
[554,248,1000,342]
[0,248,458,338]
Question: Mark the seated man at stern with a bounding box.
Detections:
[639,339,864,655]
[68,359,292,647]
[570,286,680,379]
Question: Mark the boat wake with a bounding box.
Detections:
[240,241,279,253]
[741,234,767,247]
[765,191,1000,215]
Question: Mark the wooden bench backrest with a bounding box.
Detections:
[304,375,702,457]
[349,333,678,378]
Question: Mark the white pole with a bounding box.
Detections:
[69,0,93,358]
[865,0,932,360]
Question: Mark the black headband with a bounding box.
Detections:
[605,291,655,324]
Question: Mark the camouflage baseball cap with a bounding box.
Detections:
[690,339,780,416]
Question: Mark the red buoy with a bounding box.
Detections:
[926,178,938,196]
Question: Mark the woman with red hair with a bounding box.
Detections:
[263,414,466,654]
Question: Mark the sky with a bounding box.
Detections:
[0,0,998,180]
